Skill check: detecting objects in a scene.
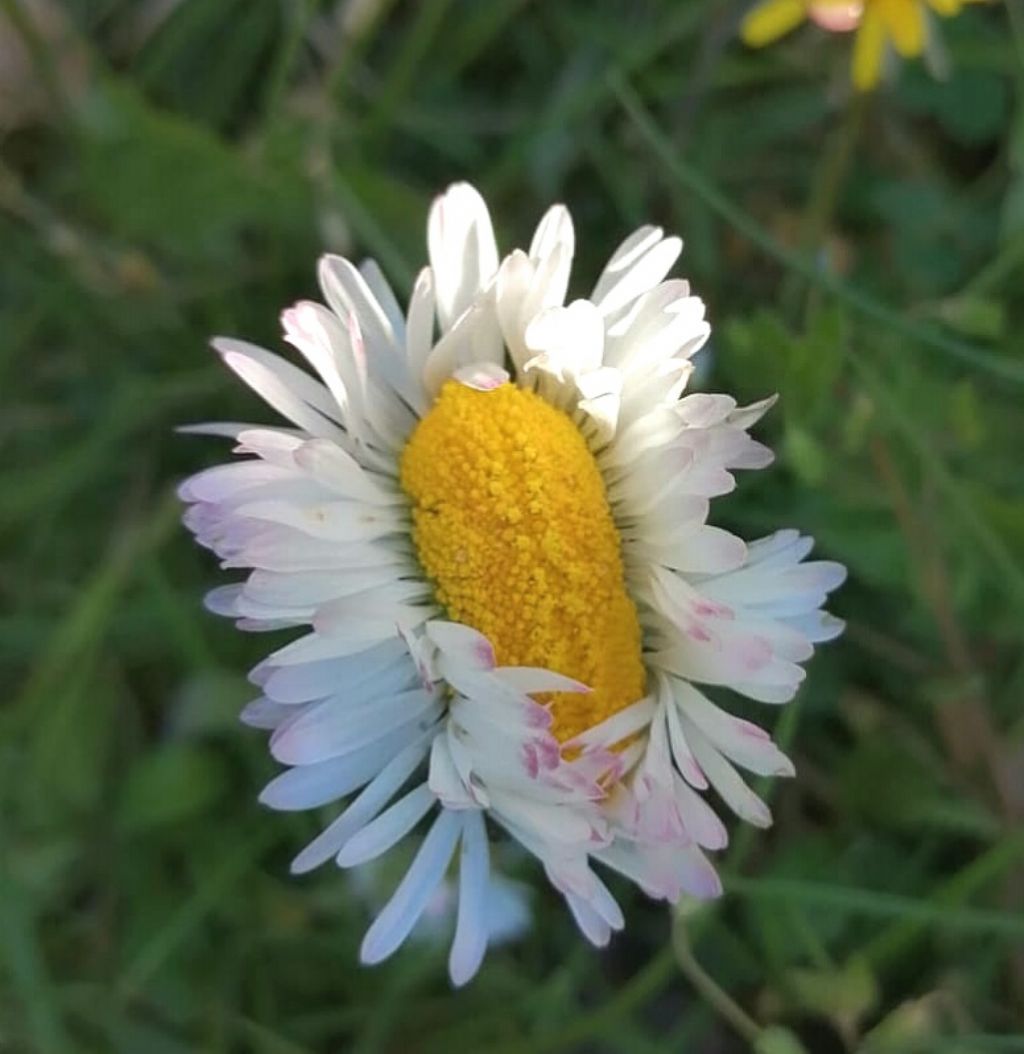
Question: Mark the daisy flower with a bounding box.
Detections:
[180,182,845,985]
[740,0,985,91]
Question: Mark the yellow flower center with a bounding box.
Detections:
[400,380,646,742]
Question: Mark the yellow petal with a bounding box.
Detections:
[741,0,809,46]
[927,0,962,13]
[878,0,926,57]
[852,5,887,90]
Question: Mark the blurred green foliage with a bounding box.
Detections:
[2,1,1023,1051]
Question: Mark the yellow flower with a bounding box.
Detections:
[740,0,984,91]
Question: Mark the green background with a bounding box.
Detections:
[3,1,1024,1051]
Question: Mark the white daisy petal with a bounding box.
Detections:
[529,204,574,272]
[510,242,574,368]
[260,725,425,810]
[421,296,504,397]
[240,696,297,730]
[280,301,358,430]
[604,281,709,376]
[292,439,398,504]
[260,638,408,703]
[266,628,395,667]
[786,610,846,643]
[428,182,500,332]
[678,845,724,899]
[428,731,478,808]
[244,567,396,612]
[563,890,612,947]
[290,733,433,875]
[493,666,590,696]
[179,461,302,504]
[593,232,683,317]
[360,809,462,964]
[406,267,437,391]
[453,362,510,391]
[233,427,304,464]
[336,783,436,867]
[216,343,346,442]
[319,255,401,363]
[591,226,664,300]
[575,366,623,443]
[178,420,277,439]
[672,773,728,850]
[686,724,773,828]
[359,258,406,341]
[593,841,681,902]
[270,689,439,766]
[448,810,491,986]
[568,696,655,752]
[663,684,708,789]
[313,589,433,642]
[524,300,605,382]
[644,525,748,575]
[425,620,497,670]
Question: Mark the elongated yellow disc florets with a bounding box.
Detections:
[400,380,646,742]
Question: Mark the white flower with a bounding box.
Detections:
[181,182,845,986]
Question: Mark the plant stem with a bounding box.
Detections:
[611,72,1024,386]
[672,919,762,1045]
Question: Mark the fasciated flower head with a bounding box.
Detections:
[180,182,845,985]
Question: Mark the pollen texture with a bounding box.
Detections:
[400,380,646,742]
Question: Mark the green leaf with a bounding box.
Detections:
[900,66,1009,147]
[1000,176,1024,242]
[783,424,827,487]
[117,745,227,833]
[935,296,1007,343]
[172,669,252,737]
[860,995,942,1053]
[787,956,878,1031]
[948,379,986,449]
[73,78,306,264]
[754,1026,810,1054]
